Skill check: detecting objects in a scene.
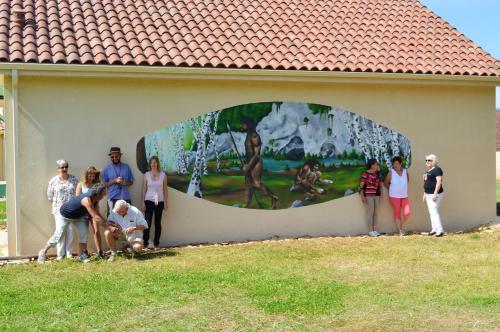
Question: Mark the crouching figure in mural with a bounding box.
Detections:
[104,200,148,261]
[38,184,107,264]
[291,160,330,200]
[241,118,279,209]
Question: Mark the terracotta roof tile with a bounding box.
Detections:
[0,0,498,75]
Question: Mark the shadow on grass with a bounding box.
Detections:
[135,249,178,261]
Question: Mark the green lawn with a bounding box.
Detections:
[0,231,499,331]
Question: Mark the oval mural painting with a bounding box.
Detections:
[136,102,411,209]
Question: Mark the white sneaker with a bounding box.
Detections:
[108,252,116,262]
[373,231,380,236]
[56,256,63,262]
[368,231,378,237]
[399,229,405,236]
[66,254,73,259]
[37,250,46,264]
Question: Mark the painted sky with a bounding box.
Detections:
[419,0,500,108]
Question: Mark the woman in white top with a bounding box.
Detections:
[141,156,168,249]
[76,166,103,257]
[47,159,78,260]
[384,156,410,236]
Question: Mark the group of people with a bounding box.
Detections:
[38,147,169,263]
[38,146,444,263]
[359,154,445,237]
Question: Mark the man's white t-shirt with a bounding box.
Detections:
[109,205,148,231]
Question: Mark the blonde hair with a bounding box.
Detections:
[426,154,439,166]
[81,166,101,187]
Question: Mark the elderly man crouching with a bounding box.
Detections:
[104,200,148,261]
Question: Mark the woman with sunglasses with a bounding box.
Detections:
[423,154,444,237]
[47,159,79,260]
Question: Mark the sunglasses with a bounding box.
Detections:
[58,166,69,169]
[425,159,432,162]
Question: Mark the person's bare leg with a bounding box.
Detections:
[92,219,102,253]
[104,229,117,252]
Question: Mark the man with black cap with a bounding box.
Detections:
[103,147,134,212]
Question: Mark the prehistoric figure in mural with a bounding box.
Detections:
[241,118,279,209]
[291,160,328,199]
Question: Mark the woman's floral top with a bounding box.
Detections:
[47,174,78,214]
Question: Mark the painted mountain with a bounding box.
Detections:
[136,102,411,209]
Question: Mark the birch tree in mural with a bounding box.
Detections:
[206,110,222,172]
[173,122,188,174]
[145,132,161,163]
[348,114,370,160]
[344,113,406,167]
[186,112,220,197]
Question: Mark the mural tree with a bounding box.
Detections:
[173,122,188,174]
[186,111,221,197]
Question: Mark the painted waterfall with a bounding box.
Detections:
[136,102,411,209]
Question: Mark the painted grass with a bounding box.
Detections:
[0,231,499,331]
[168,166,365,209]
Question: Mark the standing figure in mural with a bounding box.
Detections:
[359,159,383,237]
[103,147,134,213]
[141,156,168,249]
[241,118,279,209]
[46,159,79,261]
[291,160,326,200]
[423,154,444,237]
[384,156,411,236]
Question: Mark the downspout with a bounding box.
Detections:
[11,69,20,255]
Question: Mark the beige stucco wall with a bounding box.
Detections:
[496,151,500,180]
[4,75,496,255]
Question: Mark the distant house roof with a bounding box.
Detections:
[0,0,499,76]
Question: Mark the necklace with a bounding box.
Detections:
[112,163,122,178]
[150,171,159,180]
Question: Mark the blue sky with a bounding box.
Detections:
[419,0,500,108]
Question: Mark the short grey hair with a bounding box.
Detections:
[426,154,439,165]
[56,159,68,167]
[113,199,129,213]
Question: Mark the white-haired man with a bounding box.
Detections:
[105,200,148,261]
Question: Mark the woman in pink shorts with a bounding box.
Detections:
[384,156,410,236]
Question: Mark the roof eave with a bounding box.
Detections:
[0,63,499,86]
